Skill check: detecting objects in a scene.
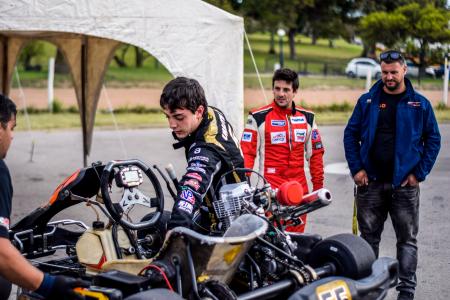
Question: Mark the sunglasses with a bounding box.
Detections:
[380,51,403,62]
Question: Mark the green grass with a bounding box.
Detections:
[16,105,450,131]
[13,34,446,90]
[16,112,167,131]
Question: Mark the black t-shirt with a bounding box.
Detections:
[370,89,405,182]
[0,160,13,238]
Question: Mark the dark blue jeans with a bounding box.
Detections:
[356,182,419,294]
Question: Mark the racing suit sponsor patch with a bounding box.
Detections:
[271,120,286,127]
[242,132,253,142]
[183,179,200,191]
[177,201,193,214]
[186,172,203,181]
[294,129,307,142]
[180,189,196,204]
[366,99,372,103]
[218,113,229,140]
[189,162,206,168]
[290,116,306,124]
[407,101,421,107]
[313,141,323,150]
[194,148,201,154]
[271,131,286,144]
[267,168,276,174]
[312,129,321,141]
[188,156,209,163]
[187,166,206,174]
[0,217,10,230]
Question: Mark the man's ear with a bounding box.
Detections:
[196,105,205,117]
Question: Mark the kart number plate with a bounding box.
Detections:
[315,280,352,300]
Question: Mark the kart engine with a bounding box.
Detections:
[213,182,270,230]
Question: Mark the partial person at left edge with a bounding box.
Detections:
[0,94,88,300]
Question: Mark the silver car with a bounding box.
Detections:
[345,57,381,79]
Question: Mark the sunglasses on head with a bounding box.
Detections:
[380,51,403,62]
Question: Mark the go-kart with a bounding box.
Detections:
[8,159,398,300]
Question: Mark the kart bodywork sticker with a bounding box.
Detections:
[315,280,352,300]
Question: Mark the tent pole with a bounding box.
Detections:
[81,39,88,167]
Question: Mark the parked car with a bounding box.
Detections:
[345,58,381,79]
[405,59,436,77]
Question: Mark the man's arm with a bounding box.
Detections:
[240,113,259,170]
[413,100,441,182]
[168,145,223,229]
[305,117,324,191]
[0,237,43,290]
[343,98,364,177]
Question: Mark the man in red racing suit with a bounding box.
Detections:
[240,68,324,232]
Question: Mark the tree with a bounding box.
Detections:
[113,44,130,68]
[19,41,45,71]
[358,11,407,50]
[396,3,450,76]
[356,0,448,56]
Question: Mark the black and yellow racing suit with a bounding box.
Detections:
[168,106,244,232]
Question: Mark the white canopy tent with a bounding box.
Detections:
[0,0,244,165]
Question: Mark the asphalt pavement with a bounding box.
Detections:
[5,124,450,299]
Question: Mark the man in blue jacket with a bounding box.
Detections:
[344,50,441,300]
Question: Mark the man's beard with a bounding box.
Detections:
[384,80,400,91]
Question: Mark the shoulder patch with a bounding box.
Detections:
[242,131,253,142]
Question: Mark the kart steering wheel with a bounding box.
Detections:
[101,159,164,230]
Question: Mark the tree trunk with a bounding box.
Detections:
[418,40,427,87]
[361,42,376,58]
[328,39,335,48]
[311,32,317,45]
[269,31,276,54]
[113,55,127,68]
[288,28,297,60]
[113,45,130,68]
[135,46,144,68]
[54,49,69,74]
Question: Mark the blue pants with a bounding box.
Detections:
[356,182,419,294]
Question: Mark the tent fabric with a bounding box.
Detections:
[0,0,244,162]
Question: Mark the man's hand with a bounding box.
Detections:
[353,170,368,186]
[35,274,89,300]
[401,174,419,187]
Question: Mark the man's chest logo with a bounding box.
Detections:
[294,129,307,142]
[290,116,306,124]
[271,120,286,127]
[270,131,286,144]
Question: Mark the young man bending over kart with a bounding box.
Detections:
[0,94,87,300]
[160,77,245,232]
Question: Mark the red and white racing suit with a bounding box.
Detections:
[240,101,325,232]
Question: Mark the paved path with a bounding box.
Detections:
[6,124,450,299]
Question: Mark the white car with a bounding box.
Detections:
[345,58,382,79]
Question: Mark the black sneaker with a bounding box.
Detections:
[397,291,414,300]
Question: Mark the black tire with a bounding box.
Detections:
[196,280,237,300]
[375,72,381,79]
[125,289,184,300]
[347,71,355,78]
[307,233,375,279]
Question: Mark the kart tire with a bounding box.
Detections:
[124,288,183,300]
[307,233,375,279]
[194,280,237,300]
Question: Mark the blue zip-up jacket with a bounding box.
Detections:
[344,78,441,187]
